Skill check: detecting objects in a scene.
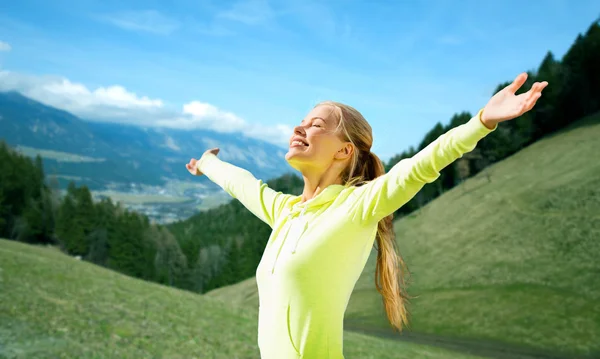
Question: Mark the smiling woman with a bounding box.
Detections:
[185,72,547,359]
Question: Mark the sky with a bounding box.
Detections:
[0,0,598,161]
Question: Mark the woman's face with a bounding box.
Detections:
[285,104,353,173]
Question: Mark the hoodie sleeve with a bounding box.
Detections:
[350,109,497,224]
[196,153,294,228]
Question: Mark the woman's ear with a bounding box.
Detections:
[334,142,354,160]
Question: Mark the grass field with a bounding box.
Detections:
[92,190,192,205]
[14,145,106,163]
[195,192,233,211]
[207,113,600,357]
[0,239,484,359]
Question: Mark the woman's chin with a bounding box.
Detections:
[285,150,307,167]
[285,151,298,163]
[285,147,305,160]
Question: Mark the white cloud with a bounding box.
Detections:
[158,101,292,145]
[0,70,291,147]
[0,71,164,121]
[0,41,11,52]
[43,79,164,108]
[97,10,180,35]
[183,101,245,129]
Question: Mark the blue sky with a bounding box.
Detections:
[0,0,598,161]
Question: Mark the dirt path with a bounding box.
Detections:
[345,326,598,359]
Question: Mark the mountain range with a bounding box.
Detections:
[0,91,296,222]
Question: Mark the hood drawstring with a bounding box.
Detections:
[291,205,308,254]
[270,186,345,274]
[270,205,309,274]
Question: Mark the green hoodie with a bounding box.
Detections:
[196,109,496,358]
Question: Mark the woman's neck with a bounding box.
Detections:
[301,168,343,203]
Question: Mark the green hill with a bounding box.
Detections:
[0,239,486,359]
[206,112,600,357]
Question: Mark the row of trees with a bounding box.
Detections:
[0,142,187,287]
[0,139,301,291]
[168,174,303,292]
[1,20,598,295]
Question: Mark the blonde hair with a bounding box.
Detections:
[316,100,411,332]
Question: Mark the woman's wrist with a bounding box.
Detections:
[480,109,497,130]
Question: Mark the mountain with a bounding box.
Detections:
[0,91,296,222]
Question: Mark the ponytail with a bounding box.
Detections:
[365,151,411,332]
[345,151,411,332]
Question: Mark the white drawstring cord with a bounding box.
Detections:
[291,206,308,254]
[271,205,309,274]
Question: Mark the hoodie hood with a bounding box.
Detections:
[286,184,345,217]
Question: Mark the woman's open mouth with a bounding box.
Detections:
[290,137,309,148]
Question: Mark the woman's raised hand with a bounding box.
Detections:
[482,72,548,126]
[186,148,220,176]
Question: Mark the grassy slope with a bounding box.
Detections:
[0,239,482,359]
[207,113,600,356]
[14,145,106,163]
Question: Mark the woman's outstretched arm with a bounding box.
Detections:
[187,149,294,228]
[351,109,496,223]
[351,72,548,224]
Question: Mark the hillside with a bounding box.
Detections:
[206,112,600,357]
[0,239,484,359]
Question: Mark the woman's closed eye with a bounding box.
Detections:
[313,120,326,128]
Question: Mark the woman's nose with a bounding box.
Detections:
[294,125,306,135]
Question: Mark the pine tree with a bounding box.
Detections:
[74,185,96,241]
[55,194,86,255]
[152,226,188,287]
[534,51,561,137]
[0,191,6,235]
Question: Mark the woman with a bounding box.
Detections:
[186,72,547,359]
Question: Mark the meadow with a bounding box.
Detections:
[0,239,483,359]
[14,145,106,163]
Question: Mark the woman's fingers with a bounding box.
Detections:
[533,81,548,94]
[526,92,542,111]
[507,72,528,94]
[186,159,200,175]
[186,152,217,175]
[519,88,542,113]
[522,81,548,102]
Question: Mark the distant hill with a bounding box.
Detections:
[205,112,600,358]
[0,239,485,359]
[0,91,294,191]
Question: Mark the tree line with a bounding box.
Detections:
[0,144,187,286]
[1,20,598,294]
